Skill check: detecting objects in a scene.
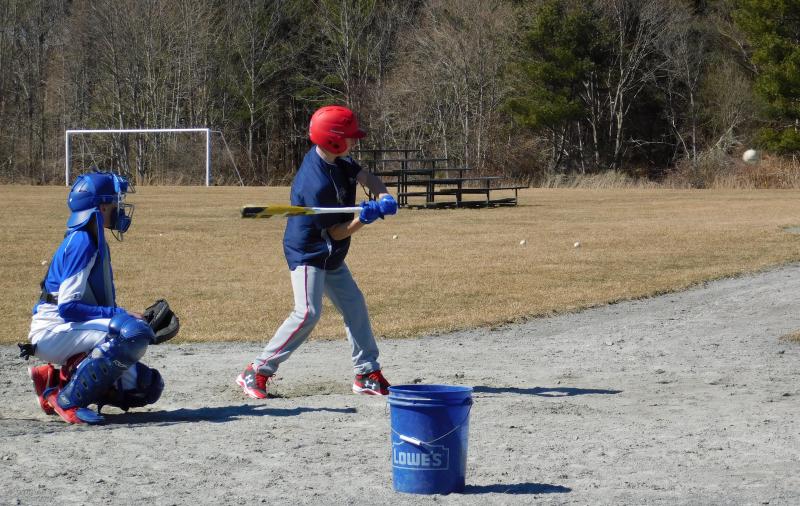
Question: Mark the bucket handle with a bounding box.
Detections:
[391,403,472,447]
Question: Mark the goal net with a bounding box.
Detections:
[64,128,241,186]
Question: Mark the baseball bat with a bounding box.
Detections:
[241,204,362,218]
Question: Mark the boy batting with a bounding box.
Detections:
[237,105,398,398]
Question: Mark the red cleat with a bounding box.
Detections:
[43,387,104,425]
[353,370,390,396]
[28,364,58,415]
[236,364,271,399]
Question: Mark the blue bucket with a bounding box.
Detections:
[387,384,473,495]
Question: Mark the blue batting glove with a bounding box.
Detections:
[378,194,398,216]
[359,200,383,224]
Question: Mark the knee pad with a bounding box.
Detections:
[99,363,164,411]
[109,313,155,353]
[57,316,152,409]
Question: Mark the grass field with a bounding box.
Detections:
[2,185,800,345]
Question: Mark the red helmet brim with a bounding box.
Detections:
[348,128,366,139]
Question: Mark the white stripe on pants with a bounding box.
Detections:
[253,263,380,376]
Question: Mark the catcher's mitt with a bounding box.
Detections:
[143,299,180,345]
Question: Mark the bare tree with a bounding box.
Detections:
[76,0,218,182]
[701,60,758,152]
[596,0,676,169]
[8,0,65,182]
[0,0,17,178]
[224,0,293,177]
[654,2,710,167]
[381,0,513,170]
[316,0,379,108]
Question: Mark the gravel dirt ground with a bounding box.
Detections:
[1,265,799,505]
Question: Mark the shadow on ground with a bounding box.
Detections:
[464,482,572,494]
[105,404,357,426]
[472,386,621,397]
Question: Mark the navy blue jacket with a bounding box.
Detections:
[284,148,362,270]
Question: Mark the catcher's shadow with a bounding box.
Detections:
[472,386,621,397]
[105,404,356,426]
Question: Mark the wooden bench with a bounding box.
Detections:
[399,180,528,208]
[354,148,527,207]
[352,148,421,156]
[353,151,440,173]
[431,184,525,207]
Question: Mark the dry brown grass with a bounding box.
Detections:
[537,170,661,189]
[780,330,800,342]
[715,155,800,189]
[3,185,800,344]
[663,151,800,190]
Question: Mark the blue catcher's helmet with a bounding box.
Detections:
[66,171,134,238]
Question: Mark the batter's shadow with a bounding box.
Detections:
[472,386,622,397]
[105,404,357,426]
[464,482,572,495]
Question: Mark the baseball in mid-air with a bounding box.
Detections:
[574,241,581,248]
[742,149,759,164]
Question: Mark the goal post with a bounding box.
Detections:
[64,128,212,186]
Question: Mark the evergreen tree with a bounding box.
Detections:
[505,0,609,170]
[507,1,602,130]
[734,0,800,152]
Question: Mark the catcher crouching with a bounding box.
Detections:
[21,171,179,424]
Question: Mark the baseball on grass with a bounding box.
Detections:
[742,149,760,164]
[574,241,581,248]
[519,239,527,246]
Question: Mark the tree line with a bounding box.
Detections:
[0,0,794,185]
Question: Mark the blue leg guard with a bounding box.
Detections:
[57,314,153,411]
[99,363,164,412]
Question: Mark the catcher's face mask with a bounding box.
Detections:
[109,173,135,241]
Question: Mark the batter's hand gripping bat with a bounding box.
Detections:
[241,204,362,218]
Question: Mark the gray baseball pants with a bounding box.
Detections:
[253,263,380,376]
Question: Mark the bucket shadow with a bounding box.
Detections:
[472,386,621,397]
[104,404,357,426]
[464,482,571,495]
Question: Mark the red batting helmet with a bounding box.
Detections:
[309,105,366,155]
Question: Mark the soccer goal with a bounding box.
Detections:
[65,128,218,186]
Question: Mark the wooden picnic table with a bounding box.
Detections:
[370,166,479,204]
[371,157,448,163]
[351,148,421,155]
[371,167,472,178]
[371,168,524,207]
[353,147,527,207]
[359,156,450,172]
[418,176,503,206]
[371,167,434,205]
[417,176,528,207]
[351,149,421,164]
